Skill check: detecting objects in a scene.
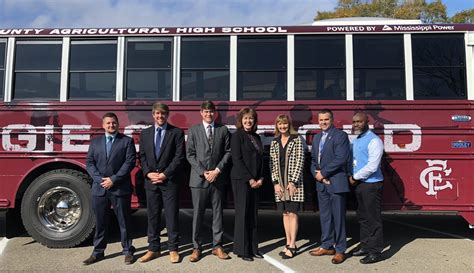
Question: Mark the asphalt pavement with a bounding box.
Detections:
[0,209,473,273]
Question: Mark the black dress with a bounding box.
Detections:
[276,136,303,213]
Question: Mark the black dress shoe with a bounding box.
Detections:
[360,253,383,264]
[253,252,264,259]
[352,249,368,256]
[82,255,102,265]
[238,255,254,262]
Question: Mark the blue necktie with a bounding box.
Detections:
[155,128,162,159]
[319,132,328,153]
[106,136,113,158]
[318,132,328,163]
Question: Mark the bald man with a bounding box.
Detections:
[349,112,384,264]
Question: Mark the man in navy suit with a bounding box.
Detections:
[138,102,185,264]
[83,112,137,265]
[309,109,350,264]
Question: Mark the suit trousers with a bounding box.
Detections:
[191,185,224,249]
[355,181,384,254]
[145,182,180,251]
[317,188,347,253]
[232,179,259,257]
[92,192,134,257]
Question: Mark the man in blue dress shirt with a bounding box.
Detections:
[349,112,384,264]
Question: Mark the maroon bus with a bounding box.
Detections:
[0,18,473,248]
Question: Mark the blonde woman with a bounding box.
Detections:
[269,114,305,259]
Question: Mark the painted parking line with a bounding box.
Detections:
[180,209,297,273]
[384,218,472,241]
[0,237,9,255]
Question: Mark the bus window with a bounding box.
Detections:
[68,40,117,100]
[412,34,466,99]
[0,41,5,100]
[181,37,229,101]
[13,41,62,100]
[294,35,345,100]
[353,35,405,100]
[126,39,172,100]
[237,36,286,100]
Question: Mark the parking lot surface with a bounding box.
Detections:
[0,209,473,273]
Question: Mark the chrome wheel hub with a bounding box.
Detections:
[37,186,82,232]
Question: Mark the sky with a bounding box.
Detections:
[0,0,472,28]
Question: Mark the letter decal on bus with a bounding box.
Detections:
[419,160,453,196]
[62,125,91,152]
[2,124,37,152]
[384,124,421,152]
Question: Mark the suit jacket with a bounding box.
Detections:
[86,133,136,197]
[186,122,231,188]
[230,129,263,182]
[139,123,185,190]
[310,126,350,194]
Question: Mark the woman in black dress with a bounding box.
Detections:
[269,114,305,259]
[230,107,264,262]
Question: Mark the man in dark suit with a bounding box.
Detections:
[83,112,136,265]
[309,109,350,264]
[138,102,185,264]
[186,101,231,262]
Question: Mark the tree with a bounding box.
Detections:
[450,9,474,23]
[314,0,456,23]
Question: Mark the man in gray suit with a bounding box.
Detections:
[186,100,231,262]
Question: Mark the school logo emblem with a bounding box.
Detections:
[419,160,453,196]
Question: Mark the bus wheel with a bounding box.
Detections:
[21,169,94,248]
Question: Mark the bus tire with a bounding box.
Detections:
[21,169,95,248]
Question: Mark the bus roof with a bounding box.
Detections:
[0,23,473,37]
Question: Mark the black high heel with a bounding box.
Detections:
[279,245,289,256]
[281,246,297,259]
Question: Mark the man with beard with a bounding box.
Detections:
[349,112,384,264]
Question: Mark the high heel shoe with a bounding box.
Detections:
[281,246,297,259]
[279,245,289,256]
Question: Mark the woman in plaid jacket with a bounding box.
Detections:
[269,114,305,259]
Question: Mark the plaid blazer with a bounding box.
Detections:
[269,135,305,202]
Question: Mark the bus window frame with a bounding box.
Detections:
[124,37,174,100]
[13,39,63,101]
[0,39,6,100]
[180,36,230,101]
[68,39,118,101]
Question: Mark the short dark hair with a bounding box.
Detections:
[200,100,216,111]
[152,102,169,114]
[318,109,334,120]
[102,112,119,122]
[236,107,258,133]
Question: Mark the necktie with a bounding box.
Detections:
[155,128,162,159]
[207,125,213,148]
[106,136,113,158]
[318,132,328,163]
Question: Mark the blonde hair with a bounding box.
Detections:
[274,114,297,137]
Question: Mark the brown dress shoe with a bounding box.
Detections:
[82,255,102,265]
[189,249,201,262]
[138,250,160,263]
[331,253,346,264]
[309,247,336,256]
[169,251,180,263]
[212,247,230,260]
[124,254,134,265]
